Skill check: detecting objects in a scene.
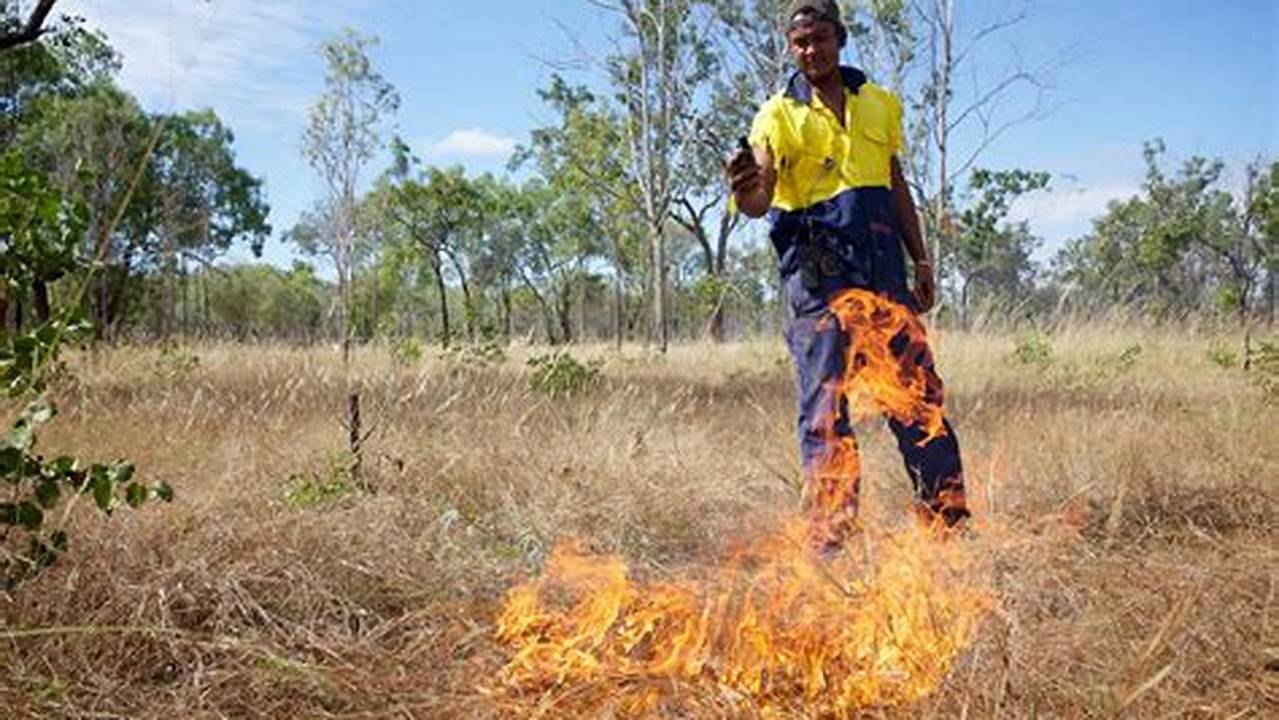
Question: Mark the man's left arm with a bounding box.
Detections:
[890,156,935,313]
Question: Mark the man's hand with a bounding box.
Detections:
[726,141,761,197]
[726,139,773,218]
[913,261,936,313]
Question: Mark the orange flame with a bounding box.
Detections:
[492,290,987,716]
[825,288,946,441]
[809,289,950,548]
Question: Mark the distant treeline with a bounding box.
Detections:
[2,3,1274,349]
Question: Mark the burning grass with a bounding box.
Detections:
[0,324,1276,718]
[492,522,990,716]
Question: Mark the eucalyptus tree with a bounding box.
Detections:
[512,178,607,344]
[952,168,1048,321]
[300,28,399,361]
[1054,143,1274,322]
[380,164,485,347]
[516,75,643,347]
[144,110,270,338]
[597,0,718,351]
[18,82,153,336]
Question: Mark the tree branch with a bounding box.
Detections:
[0,0,58,52]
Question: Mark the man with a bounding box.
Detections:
[727,0,968,552]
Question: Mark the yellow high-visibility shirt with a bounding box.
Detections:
[749,67,904,212]
[746,67,913,314]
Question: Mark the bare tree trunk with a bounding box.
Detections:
[613,271,625,350]
[651,223,667,351]
[430,250,451,348]
[32,279,50,324]
[501,279,513,341]
[1267,267,1275,327]
[446,251,475,341]
[932,0,953,298]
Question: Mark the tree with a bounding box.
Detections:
[299,28,399,362]
[952,168,1048,321]
[905,0,1056,309]
[0,5,118,145]
[0,0,58,52]
[598,0,716,352]
[1248,160,1278,325]
[515,75,643,347]
[380,163,484,348]
[144,110,270,338]
[1054,142,1273,322]
[18,82,154,337]
[296,28,399,492]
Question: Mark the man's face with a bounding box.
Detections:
[787,15,841,83]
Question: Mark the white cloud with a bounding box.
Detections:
[428,128,517,158]
[61,0,364,127]
[1008,181,1139,244]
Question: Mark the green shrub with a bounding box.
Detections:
[283,451,357,508]
[390,336,424,366]
[1206,345,1238,368]
[440,340,506,370]
[527,351,602,397]
[1012,332,1053,366]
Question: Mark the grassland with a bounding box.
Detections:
[1,326,1276,718]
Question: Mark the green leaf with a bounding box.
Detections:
[108,463,135,485]
[7,502,44,530]
[35,479,60,509]
[125,482,146,509]
[0,446,21,477]
[155,481,174,502]
[49,455,77,477]
[89,469,114,514]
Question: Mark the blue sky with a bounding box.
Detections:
[60,0,1277,268]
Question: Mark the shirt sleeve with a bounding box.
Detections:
[885,89,905,156]
[748,96,784,169]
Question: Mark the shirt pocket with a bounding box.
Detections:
[851,100,894,185]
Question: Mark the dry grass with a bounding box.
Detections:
[1,326,1276,718]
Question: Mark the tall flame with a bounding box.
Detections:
[807,289,951,548]
[492,290,988,716]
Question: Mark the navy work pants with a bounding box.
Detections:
[784,299,967,544]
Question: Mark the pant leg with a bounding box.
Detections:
[884,323,969,524]
[785,311,861,547]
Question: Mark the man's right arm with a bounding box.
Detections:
[728,143,776,218]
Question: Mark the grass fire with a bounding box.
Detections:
[491,290,992,716]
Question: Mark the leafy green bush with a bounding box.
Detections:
[441,340,506,370]
[1206,345,1238,368]
[282,452,357,508]
[1,151,171,589]
[390,336,424,366]
[1012,332,1053,366]
[527,351,601,397]
[1,400,173,589]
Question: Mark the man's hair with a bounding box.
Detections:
[786,0,848,47]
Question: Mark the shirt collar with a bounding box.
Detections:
[784,66,867,104]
